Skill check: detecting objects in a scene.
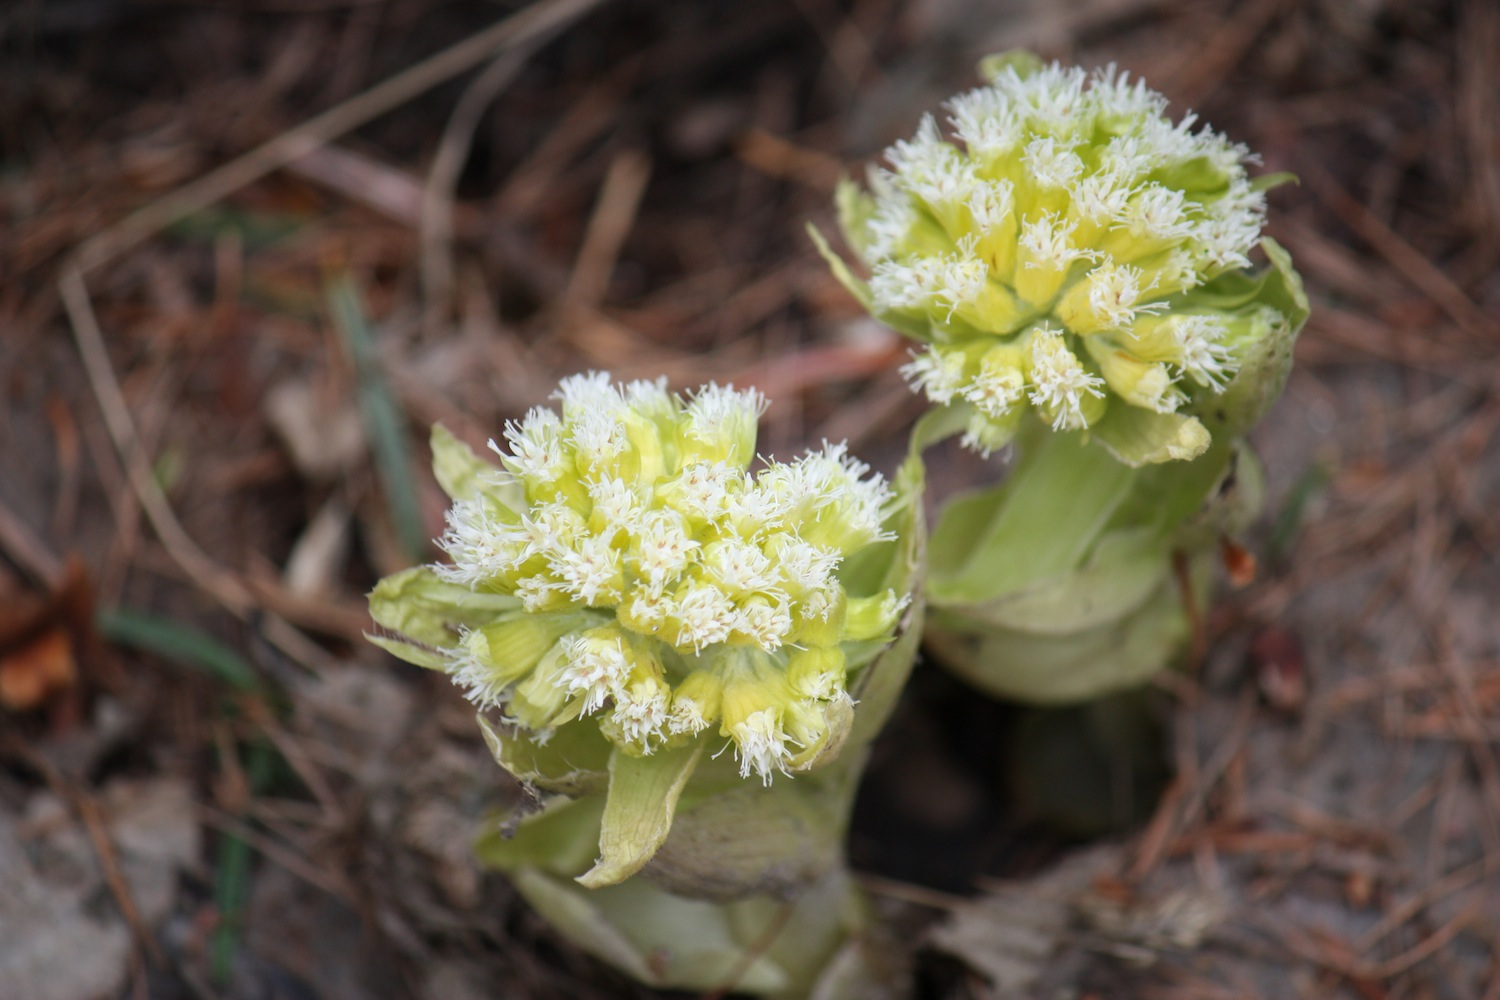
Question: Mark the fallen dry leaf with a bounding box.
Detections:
[0,628,76,713]
[0,559,105,717]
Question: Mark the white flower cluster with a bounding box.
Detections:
[832,57,1287,458]
[432,373,907,781]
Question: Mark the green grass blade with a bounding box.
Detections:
[326,272,428,563]
[96,608,263,694]
[211,740,278,986]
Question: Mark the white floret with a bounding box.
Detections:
[869,255,946,313]
[887,115,978,210]
[734,600,794,651]
[550,370,623,419]
[1119,184,1193,241]
[569,407,631,465]
[1028,329,1105,431]
[671,583,737,651]
[1071,173,1134,224]
[1022,136,1084,189]
[626,585,671,630]
[447,639,511,709]
[775,441,893,546]
[775,538,842,596]
[963,365,1025,419]
[550,533,621,605]
[900,348,968,405]
[832,473,894,545]
[1087,262,1162,330]
[933,251,991,318]
[724,484,791,535]
[513,574,562,613]
[683,383,766,450]
[588,475,645,532]
[1019,214,1093,271]
[1096,133,1161,185]
[436,499,523,586]
[966,179,1016,230]
[946,86,1026,161]
[668,696,712,735]
[992,63,1090,134]
[731,708,793,785]
[1136,113,1206,166]
[496,408,568,484]
[632,509,699,586]
[611,679,670,752]
[1172,315,1239,390]
[622,376,675,414]
[863,192,919,262]
[1087,65,1169,123]
[524,503,585,557]
[1192,181,1265,270]
[558,634,633,715]
[703,538,779,596]
[670,461,736,521]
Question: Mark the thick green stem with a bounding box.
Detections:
[925,420,1238,702]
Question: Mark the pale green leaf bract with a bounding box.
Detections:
[1092,407,1212,468]
[977,49,1045,81]
[364,633,450,671]
[935,526,1169,637]
[833,177,877,260]
[506,867,801,994]
[1208,238,1309,437]
[475,794,605,877]
[478,714,612,798]
[429,423,491,502]
[576,740,707,888]
[806,223,873,311]
[367,565,519,649]
[928,563,1205,704]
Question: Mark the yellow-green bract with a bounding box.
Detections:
[368,373,920,888]
[815,51,1303,465]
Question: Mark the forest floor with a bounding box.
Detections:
[2,0,1499,997]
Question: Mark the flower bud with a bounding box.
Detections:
[676,384,765,469]
[509,642,578,732]
[719,669,796,785]
[785,646,847,701]
[817,54,1307,465]
[844,589,909,643]
[456,613,588,708]
[667,669,723,736]
[370,375,921,890]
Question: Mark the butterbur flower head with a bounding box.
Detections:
[819,53,1304,464]
[430,373,906,783]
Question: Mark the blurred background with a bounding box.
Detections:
[1,0,1498,997]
